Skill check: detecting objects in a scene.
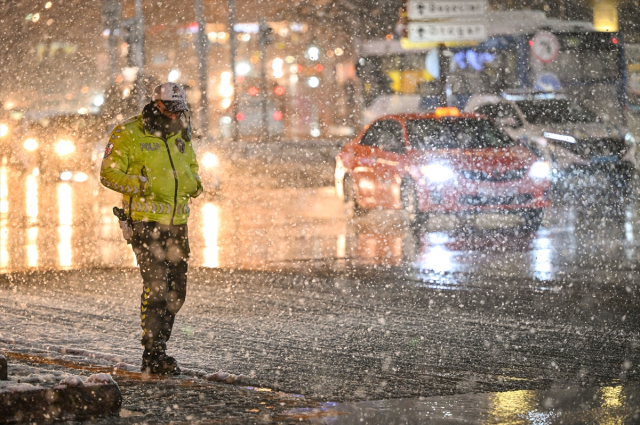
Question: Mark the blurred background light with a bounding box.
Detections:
[308,46,319,61]
[201,152,219,168]
[308,76,320,88]
[272,58,283,70]
[73,172,88,182]
[55,140,75,157]
[236,62,251,76]
[167,69,180,82]
[23,138,38,152]
[93,94,104,106]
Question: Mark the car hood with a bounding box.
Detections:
[527,122,629,160]
[410,145,537,172]
[531,122,626,141]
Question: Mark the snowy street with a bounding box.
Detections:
[2,258,640,421]
[2,158,640,421]
[2,157,640,421]
[4,0,640,422]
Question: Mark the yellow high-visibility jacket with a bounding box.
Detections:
[100,114,203,225]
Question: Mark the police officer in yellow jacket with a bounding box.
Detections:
[100,82,203,375]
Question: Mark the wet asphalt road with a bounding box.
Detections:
[2,156,640,422]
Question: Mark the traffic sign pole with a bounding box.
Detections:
[438,44,450,107]
[259,18,269,142]
[194,0,209,136]
[227,0,239,141]
[405,0,488,107]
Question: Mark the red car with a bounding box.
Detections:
[335,108,552,230]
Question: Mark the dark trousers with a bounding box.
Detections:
[131,222,190,352]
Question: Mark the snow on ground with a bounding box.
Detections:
[2,265,640,402]
[0,362,72,392]
[0,269,144,368]
[0,268,289,378]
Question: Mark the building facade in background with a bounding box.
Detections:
[0,0,637,140]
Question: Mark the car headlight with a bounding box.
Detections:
[622,134,637,165]
[529,161,550,179]
[73,172,88,182]
[55,139,75,156]
[23,138,38,151]
[421,164,455,182]
[201,152,219,168]
[0,124,8,138]
[625,133,635,144]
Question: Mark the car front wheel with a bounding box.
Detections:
[401,180,428,224]
[343,175,365,217]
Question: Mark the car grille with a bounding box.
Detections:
[561,137,626,161]
[459,168,527,182]
[459,193,534,206]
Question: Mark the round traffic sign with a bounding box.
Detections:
[531,31,559,63]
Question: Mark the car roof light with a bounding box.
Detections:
[435,107,460,118]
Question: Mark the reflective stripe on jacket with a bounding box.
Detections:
[100,114,203,225]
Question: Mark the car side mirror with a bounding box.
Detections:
[496,117,519,128]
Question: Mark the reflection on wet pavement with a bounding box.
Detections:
[0,164,639,285]
[0,163,7,269]
[287,383,640,424]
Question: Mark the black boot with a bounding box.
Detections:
[141,348,156,373]
[154,352,181,376]
[141,342,181,375]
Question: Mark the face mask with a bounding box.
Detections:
[143,103,186,137]
[157,112,185,135]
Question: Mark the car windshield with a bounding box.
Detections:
[515,99,598,125]
[406,118,513,150]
